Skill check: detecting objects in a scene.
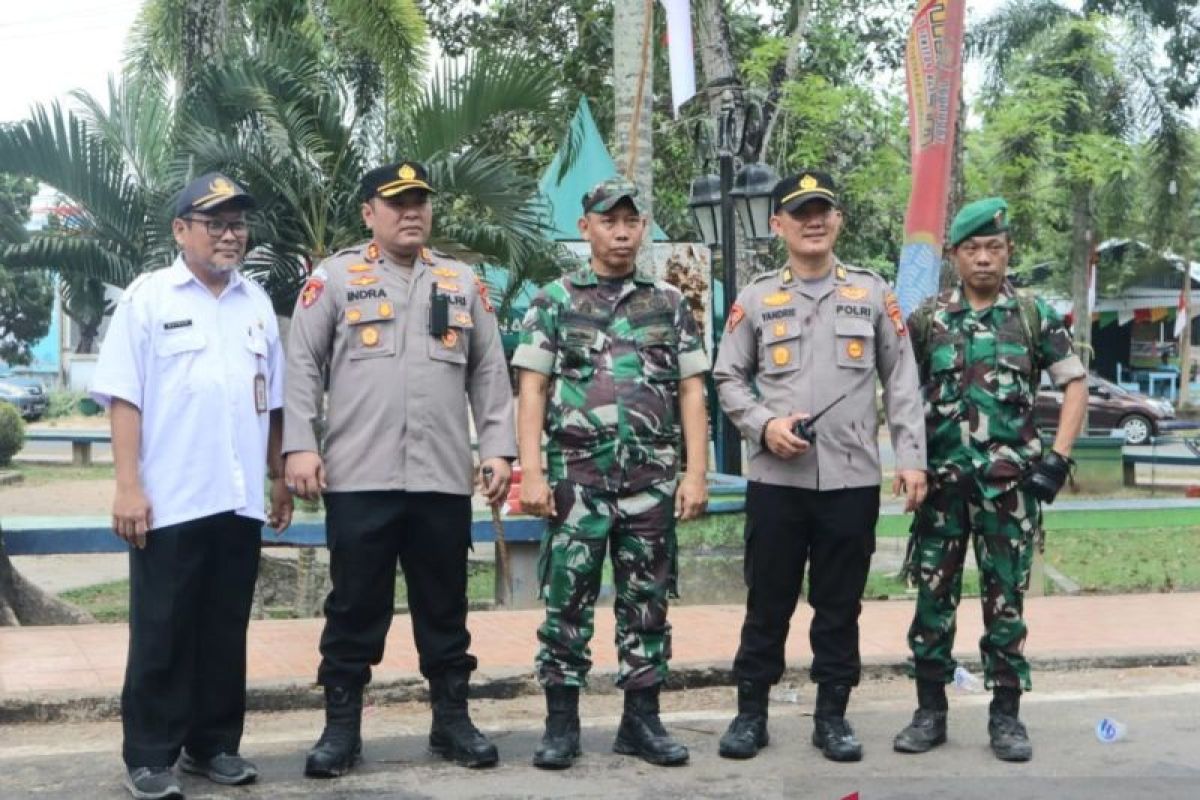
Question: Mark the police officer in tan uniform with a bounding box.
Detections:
[713,171,926,762]
[284,162,516,776]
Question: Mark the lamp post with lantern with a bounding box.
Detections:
[687,85,777,475]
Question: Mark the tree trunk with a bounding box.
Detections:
[1070,183,1092,435]
[694,0,737,118]
[613,0,656,227]
[0,528,95,626]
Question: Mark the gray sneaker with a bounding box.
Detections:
[124,767,183,800]
[177,752,258,785]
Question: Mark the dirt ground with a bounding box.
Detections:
[1,479,113,516]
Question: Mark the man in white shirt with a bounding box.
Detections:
[91,173,291,800]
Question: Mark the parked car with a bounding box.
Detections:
[1035,373,1180,445]
[0,379,48,421]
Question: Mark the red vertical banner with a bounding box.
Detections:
[895,0,967,315]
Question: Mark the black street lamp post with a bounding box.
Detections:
[688,86,776,475]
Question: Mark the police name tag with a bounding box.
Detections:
[254,374,267,413]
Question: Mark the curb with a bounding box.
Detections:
[3,649,1197,725]
[0,470,23,487]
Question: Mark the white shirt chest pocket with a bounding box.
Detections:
[154,329,206,393]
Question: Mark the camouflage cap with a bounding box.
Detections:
[174,172,255,218]
[949,197,1009,247]
[581,178,643,214]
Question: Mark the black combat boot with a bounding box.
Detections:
[304,685,363,778]
[988,687,1032,762]
[428,671,499,768]
[613,686,689,766]
[893,679,949,754]
[718,680,770,759]
[532,685,581,769]
[812,683,863,762]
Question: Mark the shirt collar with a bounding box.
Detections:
[569,266,654,287]
[168,255,246,293]
[945,280,1018,313]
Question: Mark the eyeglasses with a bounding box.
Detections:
[183,216,250,238]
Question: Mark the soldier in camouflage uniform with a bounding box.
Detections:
[893,197,1087,762]
[513,179,710,769]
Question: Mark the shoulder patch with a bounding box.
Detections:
[885,291,907,336]
[726,303,746,333]
[474,275,495,313]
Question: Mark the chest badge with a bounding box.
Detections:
[772,321,787,338]
[772,345,791,366]
[763,292,792,307]
[432,267,458,278]
[379,301,394,318]
[348,263,372,273]
[838,285,869,301]
[349,276,378,286]
[441,329,459,348]
[361,326,380,347]
[847,338,865,360]
[437,281,462,293]
[454,311,472,326]
[346,308,362,323]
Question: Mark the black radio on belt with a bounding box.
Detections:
[429,283,449,337]
[792,393,848,444]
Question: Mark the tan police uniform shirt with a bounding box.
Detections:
[713,260,926,490]
[283,241,516,494]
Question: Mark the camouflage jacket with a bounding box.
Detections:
[910,282,1086,497]
[512,266,709,493]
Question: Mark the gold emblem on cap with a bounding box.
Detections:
[763,292,792,307]
[772,346,791,366]
[399,163,416,181]
[378,301,393,318]
[847,339,865,360]
[799,174,818,191]
[346,308,362,323]
[361,326,380,347]
[211,177,234,195]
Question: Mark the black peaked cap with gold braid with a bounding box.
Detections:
[360,161,436,201]
[772,170,839,213]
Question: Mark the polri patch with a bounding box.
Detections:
[301,278,324,309]
[885,292,906,336]
[726,303,745,332]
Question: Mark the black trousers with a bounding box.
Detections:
[122,512,261,769]
[733,482,879,687]
[317,491,478,688]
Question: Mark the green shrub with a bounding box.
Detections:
[0,402,25,466]
[46,390,87,419]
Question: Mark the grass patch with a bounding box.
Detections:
[13,462,114,485]
[1048,527,1200,593]
[59,579,130,623]
[58,561,500,623]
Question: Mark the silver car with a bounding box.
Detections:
[0,379,48,421]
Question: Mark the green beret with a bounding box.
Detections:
[949,197,1009,247]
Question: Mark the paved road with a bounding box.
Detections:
[1,667,1196,799]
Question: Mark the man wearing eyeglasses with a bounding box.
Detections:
[894,197,1086,762]
[90,173,291,800]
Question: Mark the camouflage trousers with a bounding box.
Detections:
[535,479,678,690]
[905,482,1040,691]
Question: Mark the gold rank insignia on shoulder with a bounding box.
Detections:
[836,265,847,281]
[365,242,381,262]
[438,281,462,293]
[432,267,458,278]
[781,268,794,284]
[838,285,869,301]
[763,291,792,307]
[349,276,378,286]
[348,263,372,273]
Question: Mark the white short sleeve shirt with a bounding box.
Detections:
[90,258,285,529]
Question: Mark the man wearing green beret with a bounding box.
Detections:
[894,197,1087,762]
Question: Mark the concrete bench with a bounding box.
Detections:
[24,430,111,467]
[1122,452,1200,487]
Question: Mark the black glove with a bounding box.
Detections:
[1025,449,1073,504]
